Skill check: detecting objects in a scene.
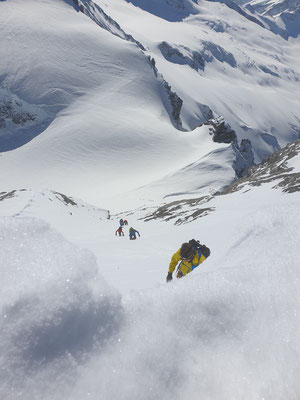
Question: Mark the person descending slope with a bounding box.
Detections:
[129,227,140,240]
[119,218,124,226]
[166,239,210,282]
[115,226,124,237]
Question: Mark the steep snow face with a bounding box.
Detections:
[0,0,300,210]
[0,0,159,151]
[1,142,300,399]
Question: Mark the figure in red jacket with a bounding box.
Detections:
[115,226,124,236]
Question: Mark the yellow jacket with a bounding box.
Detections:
[168,248,206,277]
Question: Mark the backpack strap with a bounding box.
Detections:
[191,249,202,271]
[177,250,202,274]
[176,261,182,273]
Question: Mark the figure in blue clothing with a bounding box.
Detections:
[119,218,124,226]
[129,227,140,240]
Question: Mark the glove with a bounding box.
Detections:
[166,272,173,282]
[199,244,210,258]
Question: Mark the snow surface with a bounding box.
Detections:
[1,1,300,397]
[1,175,300,399]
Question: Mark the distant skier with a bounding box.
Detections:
[119,218,124,226]
[129,227,140,240]
[124,219,128,226]
[115,226,124,236]
[166,239,210,282]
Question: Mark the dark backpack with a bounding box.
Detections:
[189,239,211,258]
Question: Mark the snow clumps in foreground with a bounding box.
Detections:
[0,217,123,398]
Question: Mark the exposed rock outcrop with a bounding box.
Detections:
[159,40,236,72]
[221,138,300,194]
[0,99,36,129]
[206,116,236,144]
[142,195,214,225]
[147,56,185,131]
[159,41,205,71]
[163,82,184,131]
[206,116,255,178]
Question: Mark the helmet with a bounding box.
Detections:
[180,243,196,261]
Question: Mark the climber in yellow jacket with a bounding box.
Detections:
[166,240,210,282]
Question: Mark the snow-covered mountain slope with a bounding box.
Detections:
[249,0,300,16]
[222,136,300,193]
[229,0,300,38]
[1,140,300,399]
[0,0,300,211]
[102,0,300,141]
[245,0,300,38]
[1,2,300,398]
